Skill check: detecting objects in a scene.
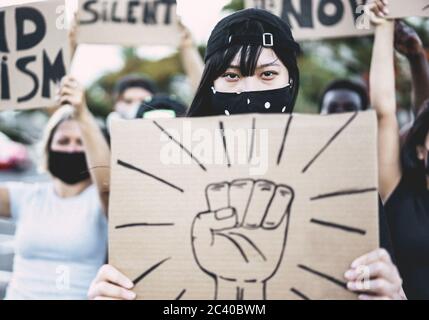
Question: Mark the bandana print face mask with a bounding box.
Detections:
[210,83,294,116]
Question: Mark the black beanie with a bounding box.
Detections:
[205,8,300,63]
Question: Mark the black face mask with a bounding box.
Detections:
[48,151,90,185]
[211,84,294,116]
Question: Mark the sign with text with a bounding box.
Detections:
[388,0,429,18]
[245,0,372,40]
[109,112,379,300]
[0,0,70,110]
[245,0,429,40]
[76,0,181,46]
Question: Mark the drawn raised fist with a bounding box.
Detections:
[191,179,294,300]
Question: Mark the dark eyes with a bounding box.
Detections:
[222,73,240,81]
[56,138,83,146]
[222,71,278,82]
[261,71,278,79]
[57,138,70,145]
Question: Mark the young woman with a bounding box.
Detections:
[88,7,403,300]
[0,76,110,299]
[371,1,429,300]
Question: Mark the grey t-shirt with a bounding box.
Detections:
[4,182,107,300]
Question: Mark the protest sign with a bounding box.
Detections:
[388,0,429,18]
[76,0,181,46]
[109,111,379,300]
[245,0,429,40]
[0,0,70,110]
[245,0,372,40]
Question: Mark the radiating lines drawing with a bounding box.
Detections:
[115,222,175,230]
[175,289,186,300]
[302,112,358,173]
[277,115,293,165]
[290,287,310,300]
[310,187,377,201]
[133,257,171,285]
[310,218,366,235]
[153,120,207,171]
[219,121,231,168]
[298,264,347,289]
[248,117,256,164]
[117,159,184,193]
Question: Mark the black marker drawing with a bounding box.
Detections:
[298,264,347,289]
[302,112,358,173]
[248,118,256,164]
[290,287,310,300]
[133,257,171,285]
[310,187,377,201]
[175,289,186,300]
[153,120,207,171]
[191,179,294,300]
[277,115,293,165]
[219,121,231,168]
[115,222,175,229]
[310,218,366,235]
[117,159,184,193]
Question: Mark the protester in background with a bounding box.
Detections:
[0,76,110,299]
[394,20,429,141]
[110,74,159,120]
[370,1,429,300]
[71,18,203,122]
[88,7,404,300]
[136,94,188,119]
[107,82,188,132]
[395,20,429,116]
[320,20,428,119]
[319,79,369,114]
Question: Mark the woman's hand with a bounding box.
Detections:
[88,265,136,300]
[345,249,405,300]
[367,0,390,25]
[178,20,194,50]
[57,76,88,119]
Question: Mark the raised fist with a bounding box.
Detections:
[394,20,423,58]
[191,179,294,300]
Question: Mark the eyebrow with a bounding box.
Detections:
[228,60,281,70]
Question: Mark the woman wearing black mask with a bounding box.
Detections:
[371,0,429,300]
[0,76,110,299]
[88,8,403,300]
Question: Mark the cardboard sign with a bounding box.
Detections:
[388,0,429,18]
[245,0,429,40]
[76,0,181,46]
[109,111,379,300]
[245,0,373,40]
[0,0,70,110]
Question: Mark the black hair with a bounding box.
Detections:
[319,79,369,113]
[136,94,188,118]
[187,9,300,117]
[113,74,158,102]
[401,101,429,190]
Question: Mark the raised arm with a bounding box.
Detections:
[69,12,78,60]
[0,187,11,219]
[369,2,401,202]
[394,20,429,114]
[178,22,204,95]
[59,76,110,215]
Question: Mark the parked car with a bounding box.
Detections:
[0,132,30,171]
